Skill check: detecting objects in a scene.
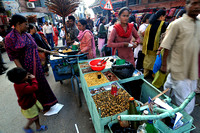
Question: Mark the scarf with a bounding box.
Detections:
[142,21,165,55]
[12,29,38,75]
[114,23,134,38]
[77,30,96,58]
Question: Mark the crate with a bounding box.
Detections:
[50,58,72,82]
[50,55,84,82]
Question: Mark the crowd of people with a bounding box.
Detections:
[0,0,200,132]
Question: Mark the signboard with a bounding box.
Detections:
[2,1,20,15]
[103,0,113,10]
[100,0,113,10]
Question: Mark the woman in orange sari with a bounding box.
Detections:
[52,24,59,46]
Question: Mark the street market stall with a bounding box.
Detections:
[77,56,195,133]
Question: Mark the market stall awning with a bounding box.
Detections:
[16,12,47,18]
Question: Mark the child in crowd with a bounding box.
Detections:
[7,67,47,133]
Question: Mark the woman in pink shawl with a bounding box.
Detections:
[77,19,96,59]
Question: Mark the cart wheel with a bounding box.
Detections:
[73,77,82,107]
[60,80,63,84]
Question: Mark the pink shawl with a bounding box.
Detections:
[77,30,96,58]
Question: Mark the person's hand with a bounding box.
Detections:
[73,41,79,45]
[132,42,138,48]
[157,47,163,56]
[157,50,161,56]
[77,51,82,55]
[124,43,129,47]
[67,40,74,44]
[160,65,167,73]
[28,74,35,79]
[50,51,58,55]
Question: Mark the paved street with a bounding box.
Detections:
[0,39,200,133]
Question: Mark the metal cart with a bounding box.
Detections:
[77,56,195,133]
[50,52,87,106]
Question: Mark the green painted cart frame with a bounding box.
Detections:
[78,56,175,133]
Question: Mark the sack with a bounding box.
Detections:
[55,65,71,75]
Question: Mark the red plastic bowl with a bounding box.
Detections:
[89,59,107,71]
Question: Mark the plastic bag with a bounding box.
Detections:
[111,61,135,79]
[153,54,162,74]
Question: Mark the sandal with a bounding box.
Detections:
[23,128,34,133]
[36,125,48,132]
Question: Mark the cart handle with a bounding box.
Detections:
[120,92,195,121]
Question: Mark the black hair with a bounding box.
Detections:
[78,19,89,29]
[176,9,186,18]
[112,15,116,18]
[111,18,117,25]
[129,15,136,23]
[142,14,151,23]
[118,7,129,17]
[68,16,75,22]
[149,9,166,24]
[61,27,64,29]
[100,16,106,23]
[49,22,52,25]
[28,23,35,33]
[36,26,40,32]
[186,0,191,4]
[7,67,27,84]
[10,14,27,27]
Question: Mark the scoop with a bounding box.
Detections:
[97,58,105,66]
[97,58,109,66]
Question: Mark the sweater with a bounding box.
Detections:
[14,78,38,110]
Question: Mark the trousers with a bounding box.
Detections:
[98,38,105,57]
[164,73,197,114]
[46,33,54,49]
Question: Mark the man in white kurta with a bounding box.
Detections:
[160,0,200,114]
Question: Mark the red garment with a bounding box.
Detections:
[114,23,134,38]
[14,78,38,110]
[53,27,59,46]
[38,31,49,45]
[107,26,140,66]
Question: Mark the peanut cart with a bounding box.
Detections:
[78,56,195,133]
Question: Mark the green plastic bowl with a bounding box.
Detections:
[72,45,78,50]
[116,59,125,65]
